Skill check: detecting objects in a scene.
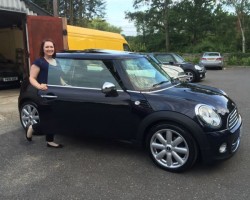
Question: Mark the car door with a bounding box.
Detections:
[38,58,145,140]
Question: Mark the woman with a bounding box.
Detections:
[26,39,63,148]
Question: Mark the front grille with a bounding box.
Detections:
[228,108,239,130]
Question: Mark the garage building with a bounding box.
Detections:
[0,0,66,80]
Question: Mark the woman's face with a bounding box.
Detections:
[43,41,54,57]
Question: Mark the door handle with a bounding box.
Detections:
[40,95,58,99]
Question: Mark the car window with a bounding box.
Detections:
[52,58,121,89]
[172,54,185,63]
[121,57,170,90]
[155,54,174,63]
[204,52,220,57]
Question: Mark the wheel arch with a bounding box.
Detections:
[136,111,208,151]
[18,98,38,111]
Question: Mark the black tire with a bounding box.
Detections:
[146,123,198,172]
[20,101,40,129]
[185,70,196,82]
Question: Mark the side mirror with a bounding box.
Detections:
[102,82,116,94]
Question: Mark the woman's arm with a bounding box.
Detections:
[29,64,48,90]
[60,77,70,86]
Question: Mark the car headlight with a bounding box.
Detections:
[195,104,221,128]
[194,65,202,70]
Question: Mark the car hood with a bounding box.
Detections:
[161,66,180,79]
[142,82,235,116]
[180,62,198,68]
[161,64,183,73]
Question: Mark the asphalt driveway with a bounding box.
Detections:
[0,67,249,200]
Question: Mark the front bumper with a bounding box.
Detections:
[201,115,242,163]
[197,69,206,80]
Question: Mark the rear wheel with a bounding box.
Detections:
[20,102,40,129]
[146,123,198,172]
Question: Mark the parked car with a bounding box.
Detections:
[0,54,22,89]
[161,64,187,82]
[148,53,206,82]
[141,53,187,82]
[18,49,242,172]
[200,52,224,69]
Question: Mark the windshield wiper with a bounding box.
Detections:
[153,80,169,87]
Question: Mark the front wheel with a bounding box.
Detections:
[185,70,196,82]
[146,123,198,172]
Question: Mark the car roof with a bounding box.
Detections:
[57,49,143,60]
[148,52,177,55]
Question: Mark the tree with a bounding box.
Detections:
[31,0,106,27]
[29,0,122,33]
[126,0,173,51]
[88,18,122,33]
[224,0,250,53]
[58,0,106,26]
[30,0,53,14]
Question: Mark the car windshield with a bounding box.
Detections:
[172,54,185,63]
[121,57,171,91]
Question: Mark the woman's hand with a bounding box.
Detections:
[39,83,48,90]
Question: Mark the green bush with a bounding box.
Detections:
[227,56,238,65]
[242,57,250,66]
[185,57,200,64]
[226,53,250,66]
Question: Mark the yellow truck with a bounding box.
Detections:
[67,25,130,51]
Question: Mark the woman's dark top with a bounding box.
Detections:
[33,57,62,85]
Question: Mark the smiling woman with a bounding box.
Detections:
[25,39,63,148]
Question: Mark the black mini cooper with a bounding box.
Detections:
[18,50,242,172]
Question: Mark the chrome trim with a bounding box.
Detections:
[142,84,181,94]
[47,84,124,92]
[40,95,58,98]
[228,108,239,130]
[126,90,141,93]
[127,83,181,94]
[231,137,240,153]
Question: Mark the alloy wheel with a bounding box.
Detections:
[185,71,195,82]
[150,128,190,169]
[21,103,40,128]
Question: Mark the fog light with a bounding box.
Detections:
[219,143,227,153]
